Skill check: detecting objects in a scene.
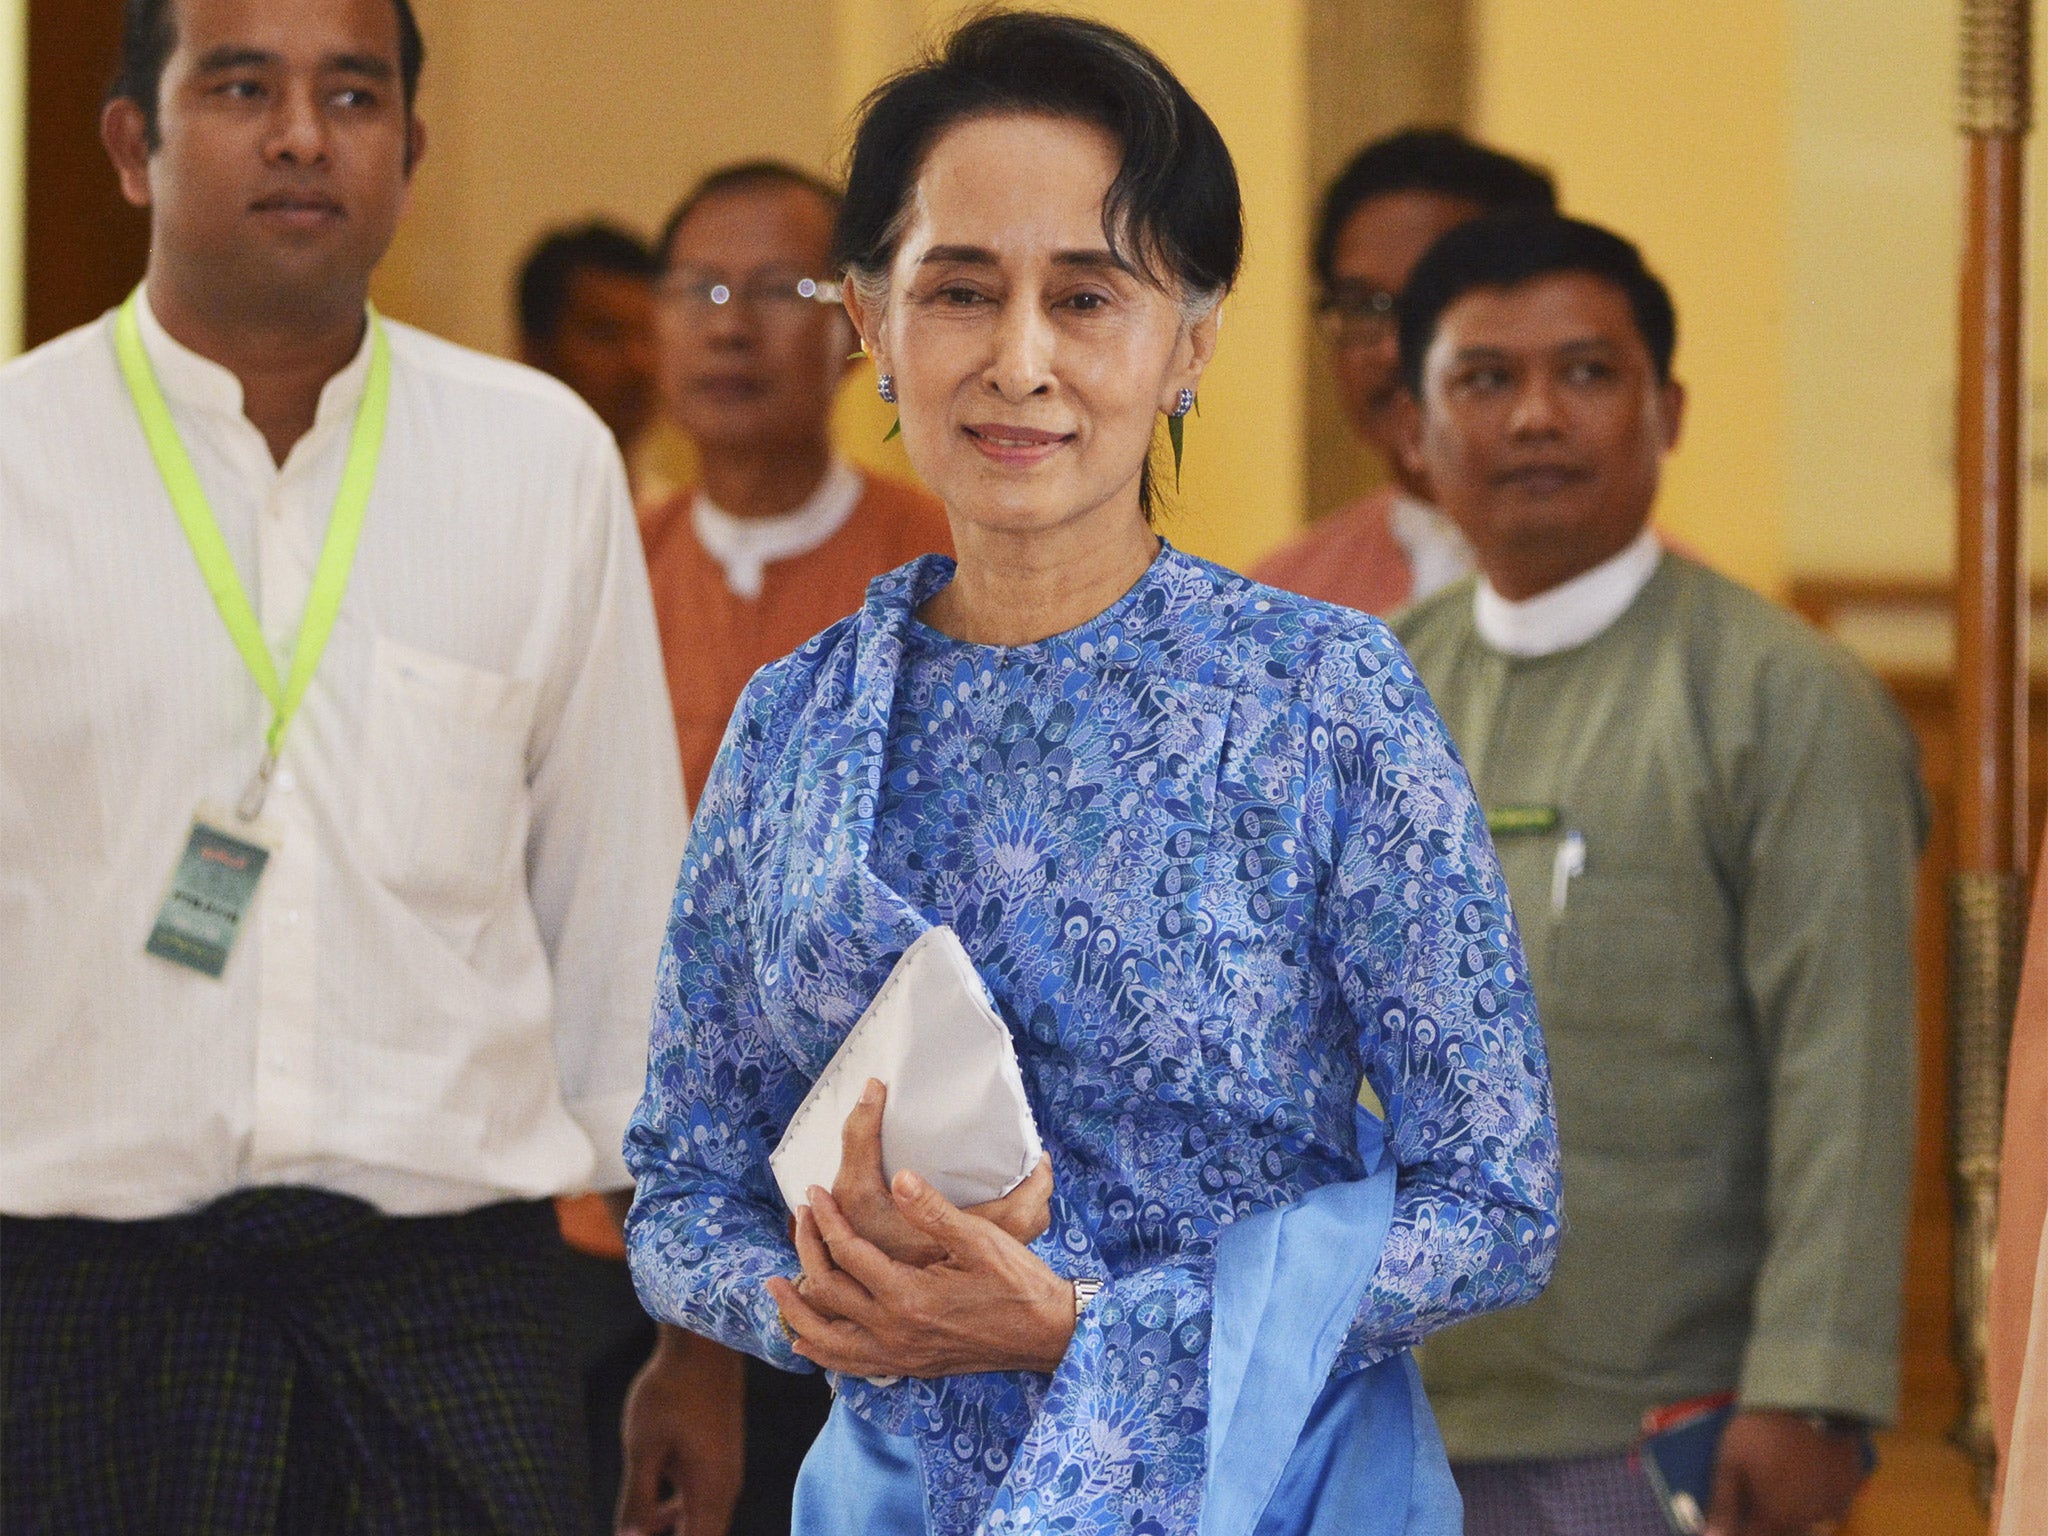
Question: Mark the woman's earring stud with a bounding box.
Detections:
[878,374,897,404]
[1172,387,1196,418]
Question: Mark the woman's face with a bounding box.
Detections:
[853,113,1218,541]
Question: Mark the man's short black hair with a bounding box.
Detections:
[1314,128,1555,288]
[1397,213,1678,395]
[113,0,426,146]
[515,222,658,344]
[657,161,845,265]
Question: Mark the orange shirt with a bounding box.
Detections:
[640,472,952,806]
[1250,487,1416,616]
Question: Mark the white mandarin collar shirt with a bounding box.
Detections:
[0,292,687,1220]
[691,457,864,600]
[135,282,378,434]
[1473,527,1665,658]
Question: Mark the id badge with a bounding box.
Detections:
[145,804,276,978]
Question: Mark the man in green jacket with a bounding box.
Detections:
[1392,213,1926,1536]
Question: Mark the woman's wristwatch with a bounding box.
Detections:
[1072,1276,1104,1319]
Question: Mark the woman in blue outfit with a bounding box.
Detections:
[624,13,1560,1534]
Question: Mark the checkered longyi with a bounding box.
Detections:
[1455,1452,1675,1536]
[1,1187,588,1534]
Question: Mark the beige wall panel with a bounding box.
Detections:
[376,0,839,354]
[1785,0,1957,582]
[1786,2,2048,581]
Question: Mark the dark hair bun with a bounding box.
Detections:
[836,9,1243,303]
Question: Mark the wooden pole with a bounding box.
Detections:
[1953,0,2032,1500]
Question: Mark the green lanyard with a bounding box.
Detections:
[115,288,391,820]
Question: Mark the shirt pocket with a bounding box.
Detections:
[1551,870,1714,1022]
[1546,868,1727,1158]
[361,635,536,930]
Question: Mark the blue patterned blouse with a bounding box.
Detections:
[625,545,1560,1534]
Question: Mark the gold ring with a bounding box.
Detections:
[778,1277,807,1342]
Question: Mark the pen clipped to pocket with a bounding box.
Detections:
[1550,830,1586,914]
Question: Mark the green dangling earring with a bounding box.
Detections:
[1167,387,1197,484]
[879,373,901,442]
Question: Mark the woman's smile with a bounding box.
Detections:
[962,421,1074,466]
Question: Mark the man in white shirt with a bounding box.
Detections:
[1392,214,1921,1536]
[0,0,684,1529]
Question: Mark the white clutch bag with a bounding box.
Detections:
[769,925,1044,1215]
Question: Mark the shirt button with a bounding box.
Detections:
[275,768,297,794]
[282,909,301,927]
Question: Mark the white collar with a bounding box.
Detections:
[133,283,377,439]
[691,459,864,600]
[1387,493,1475,603]
[1473,528,1664,658]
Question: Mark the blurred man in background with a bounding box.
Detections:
[516,221,661,488]
[636,161,949,801]
[618,159,948,1536]
[1255,128,1554,614]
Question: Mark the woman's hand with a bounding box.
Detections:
[765,1171,1077,1378]
[825,1078,1052,1266]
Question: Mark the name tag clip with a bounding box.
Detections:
[237,749,280,822]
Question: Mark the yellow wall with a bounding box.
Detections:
[1470,1,1790,596]
[377,0,841,354]
[1784,0,1957,581]
[1788,1,2048,582]
[0,0,23,361]
[1474,0,2048,590]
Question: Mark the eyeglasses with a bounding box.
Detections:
[1316,284,1400,347]
[656,269,844,320]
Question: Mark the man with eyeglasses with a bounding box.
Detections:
[620,160,948,1536]
[1254,129,1555,615]
[636,161,949,814]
